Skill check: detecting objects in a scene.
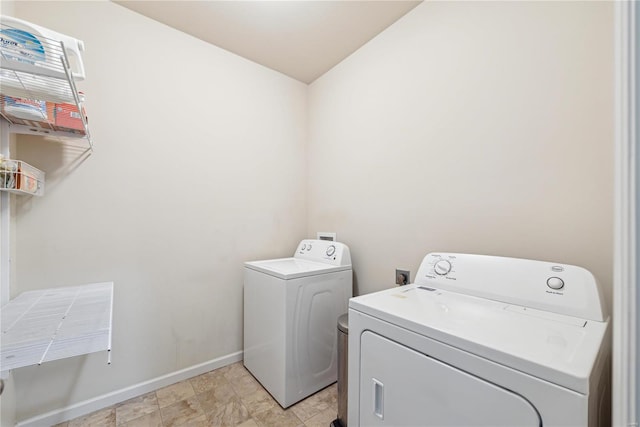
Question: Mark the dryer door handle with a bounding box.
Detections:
[373,378,384,420]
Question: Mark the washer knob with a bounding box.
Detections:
[326,245,336,257]
[434,260,452,276]
[547,277,565,290]
[307,244,312,251]
[301,243,306,250]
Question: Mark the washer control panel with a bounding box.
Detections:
[294,239,351,266]
[414,252,606,322]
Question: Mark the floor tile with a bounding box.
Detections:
[290,390,330,422]
[252,406,303,427]
[159,396,205,427]
[317,383,338,412]
[116,392,159,425]
[229,373,262,397]
[220,362,251,381]
[68,407,116,427]
[190,370,228,394]
[156,381,196,408]
[196,381,237,414]
[177,415,208,427]
[61,362,339,427]
[239,388,279,417]
[206,395,251,426]
[122,410,162,427]
[303,407,337,427]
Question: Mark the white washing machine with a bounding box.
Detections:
[348,253,610,427]
[244,239,352,408]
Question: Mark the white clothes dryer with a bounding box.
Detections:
[244,239,352,408]
[348,253,610,427]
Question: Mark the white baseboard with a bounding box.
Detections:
[16,351,243,427]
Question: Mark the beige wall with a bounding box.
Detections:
[308,1,614,302]
[10,1,307,421]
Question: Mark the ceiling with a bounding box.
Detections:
[114,1,422,84]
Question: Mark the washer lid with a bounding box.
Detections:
[349,284,609,394]
[245,257,351,280]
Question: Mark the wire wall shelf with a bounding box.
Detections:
[0,20,92,149]
[0,282,114,373]
[0,157,44,196]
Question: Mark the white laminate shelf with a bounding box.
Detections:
[0,282,113,373]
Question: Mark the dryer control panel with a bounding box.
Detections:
[415,253,607,322]
[294,239,351,267]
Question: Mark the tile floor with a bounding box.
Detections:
[54,362,338,427]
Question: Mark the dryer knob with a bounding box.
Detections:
[434,260,452,276]
[307,244,312,251]
[302,244,306,250]
[326,245,336,257]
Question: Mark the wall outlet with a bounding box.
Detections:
[396,269,410,286]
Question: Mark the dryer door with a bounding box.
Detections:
[359,331,541,426]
